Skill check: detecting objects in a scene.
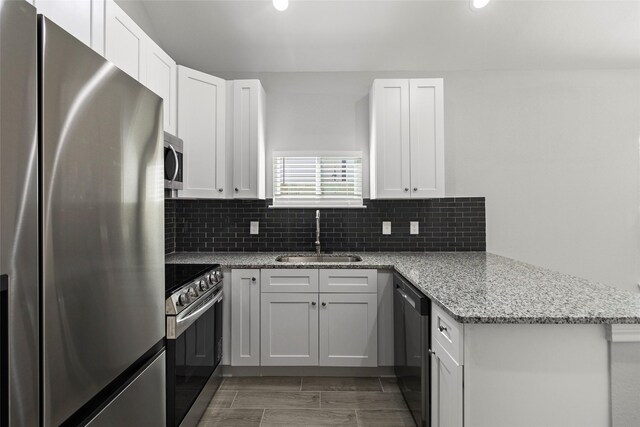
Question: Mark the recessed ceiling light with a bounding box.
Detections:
[471,0,491,9]
[273,0,289,11]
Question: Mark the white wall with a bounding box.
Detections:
[219,69,640,294]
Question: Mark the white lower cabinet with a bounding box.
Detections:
[431,339,463,427]
[234,268,378,368]
[319,293,378,367]
[261,293,319,366]
[231,269,260,366]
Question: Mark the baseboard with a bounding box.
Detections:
[221,365,395,377]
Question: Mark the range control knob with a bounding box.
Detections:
[188,287,198,298]
[208,273,216,284]
[178,292,190,306]
[199,280,208,291]
[215,271,223,281]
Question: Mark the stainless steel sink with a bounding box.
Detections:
[276,255,363,263]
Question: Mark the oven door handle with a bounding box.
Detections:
[168,144,179,182]
[177,290,223,324]
[168,289,223,340]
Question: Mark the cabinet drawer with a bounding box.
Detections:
[261,269,318,293]
[319,269,377,293]
[432,303,463,364]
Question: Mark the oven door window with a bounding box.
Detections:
[172,303,218,424]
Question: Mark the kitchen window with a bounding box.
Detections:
[272,152,364,208]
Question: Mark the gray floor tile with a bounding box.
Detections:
[232,391,320,409]
[197,408,263,427]
[356,409,416,426]
[205,390,236,409]
[379,377,401,393]
[261,409,358,426]
[220,376,302,391]
[321,391,408,410]
[302,377,383,392]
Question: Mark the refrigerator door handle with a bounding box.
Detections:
[1,274,8,426]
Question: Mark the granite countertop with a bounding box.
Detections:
[166,252,640,325]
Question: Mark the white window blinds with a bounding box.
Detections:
[272,153,363,207]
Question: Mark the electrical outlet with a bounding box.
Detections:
[410,221,419,235]
[382,221,391,235]
[250,221,259,235]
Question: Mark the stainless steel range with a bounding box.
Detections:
[165,264,224,427]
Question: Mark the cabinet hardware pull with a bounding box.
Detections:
[438,325,448,332]
[235,187,239,192]
[251,277,256,282]
[311,301,316,306]
[404,188,409,192]
[413,187,418,191]
[428,349,435,355]
[321,302,326,307]
[218,188,223,192]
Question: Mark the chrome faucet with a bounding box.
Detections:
[315,210,321,255]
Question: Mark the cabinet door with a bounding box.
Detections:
[431,340,463,427]
[370,79,411,199]
[33,0,104,54]
[104,0,146,82]
[319,293,378,367]
[409,79,445,198]
[261,293,319,366]
[231,269,260,366]
[233,80,265,199]
[146,40,177,134]
[177,66,226,198]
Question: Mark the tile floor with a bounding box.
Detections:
[197,376,416,427]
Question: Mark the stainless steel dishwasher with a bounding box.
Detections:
[394,273,430,427]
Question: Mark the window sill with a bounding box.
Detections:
[268,205,367,209]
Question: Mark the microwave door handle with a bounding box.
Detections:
[168,144,179,182]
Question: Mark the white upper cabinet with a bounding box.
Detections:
[177,66,226,198]
[232,80,266,199]
[409,79,445,198]
[104,0,178,134]
[146,40,177,134]
[104,0,146,82]
[370,78,444,199]
[31,0,104,55]
[370,79,411,199]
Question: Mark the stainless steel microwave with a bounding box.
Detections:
[164,132,183,190]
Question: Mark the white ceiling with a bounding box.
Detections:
[118,0,640,74]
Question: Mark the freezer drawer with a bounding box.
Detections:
[87,351,166,427]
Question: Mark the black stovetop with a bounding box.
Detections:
[165,263,218,295]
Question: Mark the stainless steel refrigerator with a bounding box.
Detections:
[1,2,166,425]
